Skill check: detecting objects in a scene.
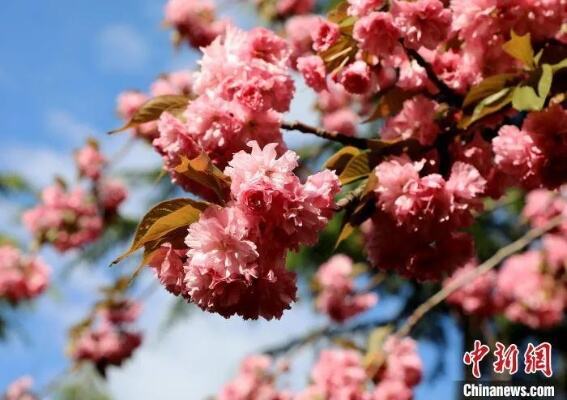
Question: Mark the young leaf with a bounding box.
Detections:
[324,146,361,174]
[463,73,518,108]
[112,198,208,264]
[109,95,189,134]
[338,151,370,185]
[174,153,231,203]
[502,31,534,69]
[511,64,553,111]
[459,88,513,129]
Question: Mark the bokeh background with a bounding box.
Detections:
[0,1,462,398]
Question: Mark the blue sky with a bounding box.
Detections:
[0,1,462,398]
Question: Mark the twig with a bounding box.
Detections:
[402,44,462,107]
[281,121,369,149]
[395,215,564,338]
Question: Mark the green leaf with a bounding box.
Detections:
[174,153,231,204]
[109,95,189,134]
[334,222,355,249]
[463,74,517,108]
[511,64,553,111]
[460,88,513,128]
[551,58,567,74]
[324,146,361,175]
[538,64,553,98]
[112,198,208,264]
[338,151,370,185]
[502,30,534,69]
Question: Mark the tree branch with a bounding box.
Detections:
[395,215,564,338]
[402,44,462,107]
[281,121,369,149]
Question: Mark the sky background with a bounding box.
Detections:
[0,1,462,398]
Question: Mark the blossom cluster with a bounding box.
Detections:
[71,299,142,373]
[218,355,290,400]
[314,254,377,323]
[218,337,422,400]
[23,183,103,252]
[164,0,228,49]
[296,337,422,399]
[2,376,37,400]
[296,0,565,97]
[149,142,340,320]
[0,245,49,304]
[23,141,127,252]
[444,188,567,329]
[364,157,486,280]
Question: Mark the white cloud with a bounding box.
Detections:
[96,24,150,72]
[45,109,97,144]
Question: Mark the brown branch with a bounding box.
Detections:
[402,44,462,107]
[281,121,369,149]
[395,215,564,338]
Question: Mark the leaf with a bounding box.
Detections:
[551,58,567,74]
[511,64,553,111]
[463,74,518,108]
[324,146,361,174]
[502,30,534,69]
[459,88,513,129]
[365,88,414,122]
[338,151,370,185]
[334,222,354,249]
[174,153,231,203]
[112,198,208,264]
[109,95,189,134]
[538,64,553,98]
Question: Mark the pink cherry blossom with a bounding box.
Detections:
[338,61,372,95]
[380,336,423,387]
[315,254,378,323]
[150,70,194,97]
[364,214,474,281]
[98,179,128,213]
[225,142,340,249]
[149,243,188,297]
[322,108,359,137]
[309,349,368,400]
[347,0,385,17]
[391,0,451,50]
[496,251,565,329]
[154,111,219,199]
[312,19,341,52]
[0,245,50,304]
[99,300,141,325]
[276,0,315,16]
[444,260,498,316]
[75,142,106,181]
[380,96,440,146]
[285,15,320,63]
[23,184,103,252]
[164,0,227,48]
[354,12,401,57]
[492,125,544,188]
[72,323,142,368]
[184,205,297,320]
[219,355,290,400]
[297,55,327,92]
